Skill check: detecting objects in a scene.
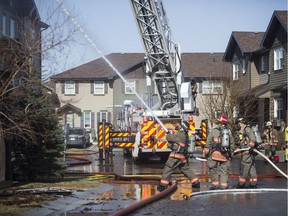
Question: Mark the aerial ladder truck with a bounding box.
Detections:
[128,0,207,161]
[98,0,207,161]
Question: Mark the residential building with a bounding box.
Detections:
[182,53,230,126]
[0,0,47,184]
[224,10,287,132]
[50,53,145,137]
[50,52,230,134]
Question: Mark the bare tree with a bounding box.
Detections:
[199,77,258,133]
[0,1,79,180]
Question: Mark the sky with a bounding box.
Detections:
[34,0,287,77]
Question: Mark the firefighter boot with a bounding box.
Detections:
[157,184,168,192]
[234,183,245,189]
[249,183,257,189]
[191,181,200,189]
[209,185,219,190]
[219,182,229,190]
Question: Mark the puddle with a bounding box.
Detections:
[20,179,211,216]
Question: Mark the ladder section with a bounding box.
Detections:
[130,0,180,110]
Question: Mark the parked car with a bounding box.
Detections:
[66,127,90,148]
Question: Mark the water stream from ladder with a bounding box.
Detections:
[55,0,168,132]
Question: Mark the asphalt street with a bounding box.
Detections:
[21,147,288,216]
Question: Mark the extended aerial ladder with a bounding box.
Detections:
[130,0,195,114]
[128,0,205,161]
[98,0,206,161]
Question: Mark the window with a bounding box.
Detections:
[83,111,91,128]
[261,55,265,72]
[242,59,247,74]
[93,81,104,94]
[9,18,17,38]
[274,98,283,120]
[2,15,7,36]
[274,48,284,70]
[65,81,76,95]
[202,80,223,94]
[99,112,108,122]
[125,80,136,94]
[233,63,239,80]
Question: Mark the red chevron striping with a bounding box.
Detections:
[158,141,167,149]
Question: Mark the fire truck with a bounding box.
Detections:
[98,0,207,161]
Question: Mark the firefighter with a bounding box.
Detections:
[203,115,235,190]
[157,121,200,192]
[234,117,257,189]
[263,121,278,162]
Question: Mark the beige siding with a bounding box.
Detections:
[55,82,113,129]
[195,94,211,127]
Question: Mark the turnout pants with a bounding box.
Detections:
[160,152,198,186]
[239,154,257,186]
[207,157,230,187]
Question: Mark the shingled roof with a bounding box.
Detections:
[261,10,287,48]
[182,53,230,79]
[224,31,265,61]
[50,52,229,81]
[50,53,145,81]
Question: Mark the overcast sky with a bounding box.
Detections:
[35,0,287,76]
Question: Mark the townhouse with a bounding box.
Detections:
[51,10,286,140]
[50,52,230,134]
[0,0,47,184]
[224,10,287,132]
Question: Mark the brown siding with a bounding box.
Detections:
[259,73,269,85]
[269,28,287,89]
[250,60,259,88]
[232,47,251,91]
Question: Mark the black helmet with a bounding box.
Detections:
[235,116,247,124]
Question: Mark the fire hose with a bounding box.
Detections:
[184,188,288,200]
[183,147,288,200]
[110,181,177,216]
[191,148,287,179]
[234,147,288,179]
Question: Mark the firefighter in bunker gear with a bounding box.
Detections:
[234,117,257,189]
[157,121,200,192]
[203,115,235,190]
[263,121,278,162]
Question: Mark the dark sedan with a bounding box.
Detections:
[66,128,90,148]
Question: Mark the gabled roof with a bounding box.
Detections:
[224,31,265,61]
[50,53,229,82]
[261,10,287,48]
[57,103,81,116]
[50,53,145,81]
[182,53,230,79]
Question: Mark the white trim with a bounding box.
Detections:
[125,80,136,94]
[233,63,239,80]
[274,48,284,70]
[93,81,105,94]
[64,81,75,95]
